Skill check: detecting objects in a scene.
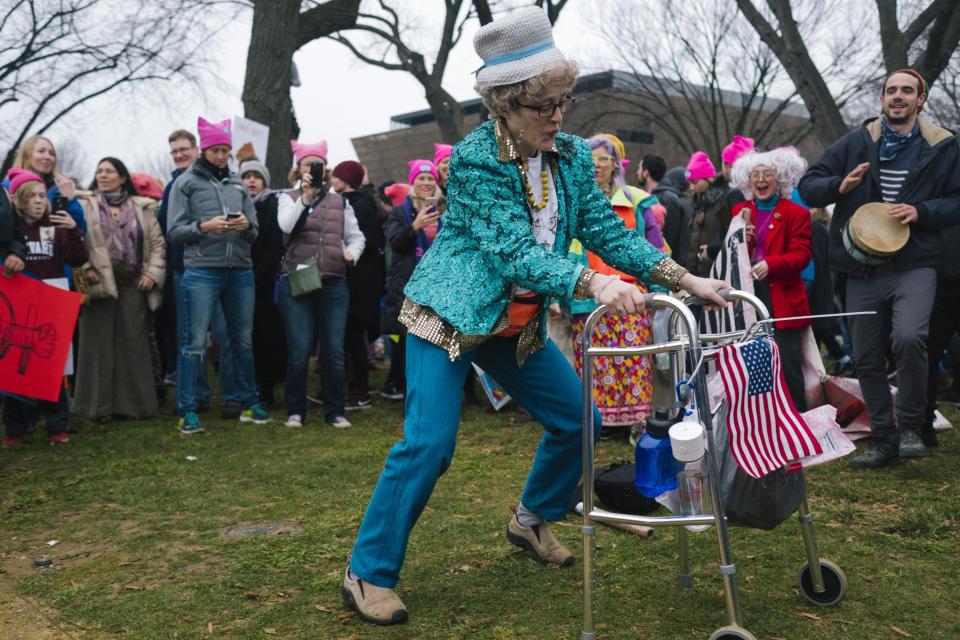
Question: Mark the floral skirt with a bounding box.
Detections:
[572,300,654,427]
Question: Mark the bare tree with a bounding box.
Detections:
[328,1,570,143]
[736,0,960,145]
[240,0,360,184]
[328,1,473,143]
[584,0,813,161]
[0,0,223,173]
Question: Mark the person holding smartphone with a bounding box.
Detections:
[275,140,365,429]
[379,159,445,402]
[2,168,87,447]
[167,117,266,434]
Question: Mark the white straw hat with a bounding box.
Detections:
[473,6,567,90]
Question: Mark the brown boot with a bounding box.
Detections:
[506,515,575,567]
[341,567,408,625]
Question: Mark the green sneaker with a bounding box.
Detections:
[178,412,204,434]
[240,403,271,424]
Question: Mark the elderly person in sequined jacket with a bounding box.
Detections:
[339,7,727,626]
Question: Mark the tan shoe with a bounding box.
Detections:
[506,515,575,567]
[341,567,408,625]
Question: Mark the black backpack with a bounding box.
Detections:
[569,461,660,515]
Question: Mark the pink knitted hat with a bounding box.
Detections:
[291,139,328,166]
[721,135,756,166]
[686,151,717,181]
[407,159,439,185]
[197,117,232,150]
[433,143,453,165]
[384,183,411,207]
[6,168,44,195]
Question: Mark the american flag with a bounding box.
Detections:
[716,337,822,479]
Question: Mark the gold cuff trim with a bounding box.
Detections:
[573,268,596,299]
[648,258,688,292]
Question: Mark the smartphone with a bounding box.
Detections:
[51,195,69,213]
[424,196,439,210]
[309,163,325,188]
[226,211,242,219]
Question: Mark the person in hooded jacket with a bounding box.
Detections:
[331,160,385,409]
[241,158,286,407]
[167,117,268,434]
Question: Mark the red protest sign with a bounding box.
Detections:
[0,274,82,402]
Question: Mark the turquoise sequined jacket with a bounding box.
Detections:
[401,119,687,363]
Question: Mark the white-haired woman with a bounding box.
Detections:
[340,7,728,626]
[731,147,812,410]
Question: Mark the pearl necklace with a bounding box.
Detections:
[521,160,550,211]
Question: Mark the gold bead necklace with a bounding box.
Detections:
[521,160,550,211]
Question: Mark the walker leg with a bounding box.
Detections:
[581,519,597,640]
[798,493,826,593]
[677,526,693,588]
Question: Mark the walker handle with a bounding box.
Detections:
[684,287,732,308]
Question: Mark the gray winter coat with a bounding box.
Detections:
[166,162,258,269]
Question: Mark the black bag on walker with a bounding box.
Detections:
[714,404,804,530]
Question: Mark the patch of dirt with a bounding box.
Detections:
[223,521,305,538]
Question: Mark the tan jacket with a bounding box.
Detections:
[77,191,166,311]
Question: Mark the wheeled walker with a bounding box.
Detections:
[579,289,847,640]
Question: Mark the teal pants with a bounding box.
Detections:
[350,333,601,588]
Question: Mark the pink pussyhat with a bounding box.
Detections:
[197,117,232,150]
[686,151,717,181]
[384,183,411,207]
[291,139,328,166]
[6,167,44,194]
[433,143,453,165]
[407,159,439,185]
[722,135,756,166]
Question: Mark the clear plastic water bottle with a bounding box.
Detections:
[634,407,679,498]
[669,420,713,532]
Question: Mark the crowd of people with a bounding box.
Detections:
[1,3,958,629]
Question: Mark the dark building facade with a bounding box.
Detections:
[353,70,823,186]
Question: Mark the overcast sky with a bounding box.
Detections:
[46,3,605,184]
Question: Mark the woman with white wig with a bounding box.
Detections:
[340,6,728,626]
[731,146,812,410]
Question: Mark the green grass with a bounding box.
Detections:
[2,368,959,640]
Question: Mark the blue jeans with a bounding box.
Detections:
[277,275,349,420]
[350,334,602,588]
[176,267,257,414]
[173,271,239,406]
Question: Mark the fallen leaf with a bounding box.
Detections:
[125,584,147,591]
[314,604,331,612]
[264,629,276,635]
[207,622,213,634]
[800,612,821,621]
[891,626,912,637]
[936,484,949,492]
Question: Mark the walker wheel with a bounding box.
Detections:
[797,559,847,606]
[708,625,757,640]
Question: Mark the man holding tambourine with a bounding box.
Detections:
[799,69,960,468]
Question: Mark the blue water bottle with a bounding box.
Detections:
[635,407,679,498]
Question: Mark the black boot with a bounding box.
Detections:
[898,429,930,457]
[851,442,899,469]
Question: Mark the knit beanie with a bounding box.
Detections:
[686,151,717,181]
[407,159,439,185]
[384,183,411,207]
[721,135,756,166]
[6,168,44,195]
[291,139,328,166]
[332,161,364,189]
[197,117,232,150]
[433,143,453,165]
[131,173,164,200]
[239,159,271,188]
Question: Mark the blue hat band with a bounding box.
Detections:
[474,38,556,75]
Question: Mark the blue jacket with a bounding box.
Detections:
[158,168,185,272]
[403,120,669,337]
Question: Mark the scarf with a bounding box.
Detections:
[752,195,779,263]
[198,156,230,181]
[253,187,273,204]
[103,190,129,206]
[403,197,441,263]
[878,118,920,162]
[97,192,141,269]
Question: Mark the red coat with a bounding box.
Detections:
[733,198,812,330]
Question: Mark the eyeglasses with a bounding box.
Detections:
[749,170,777,180]
[169,146,195,156]
[516,96,576,118]
[593,155,615,167]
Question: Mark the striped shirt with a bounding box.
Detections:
[878,168,909,202]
